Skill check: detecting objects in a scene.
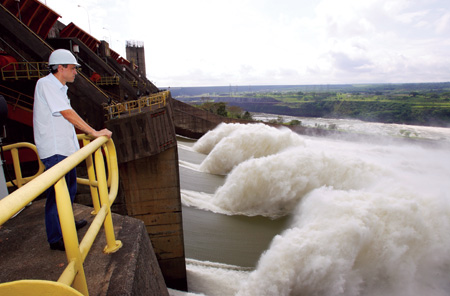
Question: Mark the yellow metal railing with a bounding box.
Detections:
[128,80,138,87]
[0,135,122,296]
[1,62,48,80]
[1,142,45,188]
[95,76,120,85]
[104,90,169,120]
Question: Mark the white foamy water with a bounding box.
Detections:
[176,123,450,296]
[237,187,450,296]
[252,113,450,142]
[185,259,252,296]
[193,123,304,175]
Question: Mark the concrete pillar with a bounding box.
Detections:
[106,102,187,291]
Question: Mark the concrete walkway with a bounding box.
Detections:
[0,199,169,296]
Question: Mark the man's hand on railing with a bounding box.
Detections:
[91,129,112,139]
[61,109,112,139]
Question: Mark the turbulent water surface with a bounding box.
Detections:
[174,121,450,296]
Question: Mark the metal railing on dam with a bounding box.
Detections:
[0,135,122,296]
[1,141,45,188]
[0,62,48,80]
[104,90,169,120]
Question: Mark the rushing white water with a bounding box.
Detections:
[194,123,304,175]
[252,113,450,143]
[175,122,450,296]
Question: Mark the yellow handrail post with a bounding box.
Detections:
[3,143,45,189]
[55,178,89,296]
[82,138,101,214]
[94,147,122,253]
[105,140,119,205]
[10,148,24,188]
[101,144,112,188]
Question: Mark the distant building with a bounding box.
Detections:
[126,40,146,78]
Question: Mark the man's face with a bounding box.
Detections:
[59,64,78,84]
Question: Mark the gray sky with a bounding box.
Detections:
[42,0,450,87]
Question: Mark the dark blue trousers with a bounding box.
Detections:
[41,154,77,244]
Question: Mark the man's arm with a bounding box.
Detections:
[60,109,112,138]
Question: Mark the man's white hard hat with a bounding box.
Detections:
[48,49,80,66]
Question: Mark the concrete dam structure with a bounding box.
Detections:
[106,98,187,291]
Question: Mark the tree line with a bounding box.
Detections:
[189,87,450,127]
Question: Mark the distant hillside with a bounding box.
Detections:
[173,82,450,127]
[169,82,450,97]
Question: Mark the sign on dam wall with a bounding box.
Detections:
[106,102,187,291]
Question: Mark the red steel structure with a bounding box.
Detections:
[0,0,60,39]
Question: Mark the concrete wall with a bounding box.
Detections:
[106,102,187,291]
[171,98,246,138]
[106,212,170,296]
[118,146,186,291]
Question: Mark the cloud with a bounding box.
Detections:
[330,52,373,73]
[435,12,450,34]
[42,0,450,86]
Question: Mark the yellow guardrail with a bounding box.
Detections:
[1,62,48,80]
[128,80,137,87]
[1,142,45,188]
[104,90,169,120]
[95,76,120,85]
[0,135,122,296]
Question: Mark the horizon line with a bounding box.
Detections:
[162,81,450,89]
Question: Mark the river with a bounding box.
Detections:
[171,118,450,296]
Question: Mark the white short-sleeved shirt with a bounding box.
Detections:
[33,73,80,159]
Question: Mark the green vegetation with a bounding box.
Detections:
[287,119,302,126]
[182,83,450,127]
[266,90,450,126]
[195,100,253,120]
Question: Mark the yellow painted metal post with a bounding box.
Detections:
[117,104,121,118]
[54,178,89,296]
[94,148,122,253]
[3,142,45,188]
[10,148,23,188]
[101,144,112,188]
[82,138,101,214]
[105,140,119,205]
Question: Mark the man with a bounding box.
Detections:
[33,49,112,251]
